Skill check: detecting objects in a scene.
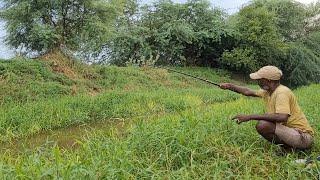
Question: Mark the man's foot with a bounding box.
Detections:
[294,157,313,164]
[293,156,320,168]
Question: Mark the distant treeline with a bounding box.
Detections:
[0,0,319,87]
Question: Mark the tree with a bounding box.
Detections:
[305,1,320,33]
[284,32,320,87]
[222,0,320,87]
[221,5,286,72]
[252,0,307,41]
[108,0,236,67]
[0,0,124,57]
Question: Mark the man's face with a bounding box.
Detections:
[257,79,270,91]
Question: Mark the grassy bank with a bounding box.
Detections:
[0,58,319,179]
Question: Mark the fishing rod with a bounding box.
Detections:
[160,67,220,87]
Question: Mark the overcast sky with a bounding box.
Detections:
[140,0,319,13]
[0,0,319,59]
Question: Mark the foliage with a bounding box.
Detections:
[108,0,236,67]
[0,63,319,178]
[0,59,74,104]
[221,0,320,86]
[221,5,286,73]
[0,0,319,177]
[0,0,124,56]
[0,0,319,87]
[252,0,307,41]
[0,59,236,140]
[283,32,320,87]
[305,2,320,33]
[221,47,258,71]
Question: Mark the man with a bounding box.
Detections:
[220,66,314,150]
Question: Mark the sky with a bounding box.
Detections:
[0,21,14,59]
[0,0,319,59]
[141,0,251,14]
[140,0,319,13]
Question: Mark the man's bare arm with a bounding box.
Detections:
[232,113,290,124]
[220,83,258,97]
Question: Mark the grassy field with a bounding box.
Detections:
[0,57,319,179]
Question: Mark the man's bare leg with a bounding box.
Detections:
[256,120,284,145]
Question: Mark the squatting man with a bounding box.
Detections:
[220,66,314,150]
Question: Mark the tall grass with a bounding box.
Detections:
[0,59,319,179]
[0,88,239,141]
[0,85,319,179]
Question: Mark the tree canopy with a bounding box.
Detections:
[0,0,124,56]
[0,0,319,87]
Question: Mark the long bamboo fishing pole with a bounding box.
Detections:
[160,67,220,87]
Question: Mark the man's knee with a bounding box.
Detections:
[256,120,276,134]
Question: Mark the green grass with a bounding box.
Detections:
[0,87,239,141]
[0,59,319,179]
[0,59,75,104]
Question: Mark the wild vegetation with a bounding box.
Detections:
[0,57,319,178]
[0,0,319,179]
[1,0,319,86]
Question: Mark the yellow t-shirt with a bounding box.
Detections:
[255,85,314,135]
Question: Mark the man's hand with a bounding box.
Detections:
[232,115,252,124]
[220,83,232,90]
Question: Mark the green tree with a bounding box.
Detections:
[221,5,286,72]
[284,32,320,87]
[305,1,320,34]
[108,0,236,67]
[222,0,320,87]
[252,0,307,41]
[0,0,124,56]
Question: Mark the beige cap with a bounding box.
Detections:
[250,66,283,80]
